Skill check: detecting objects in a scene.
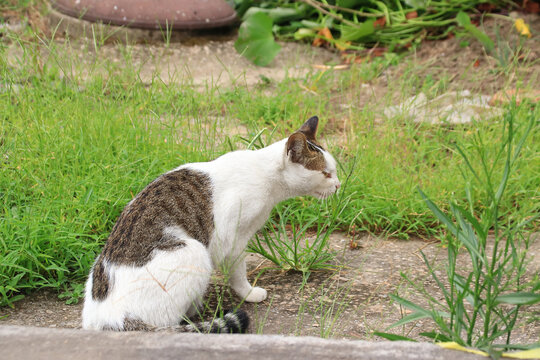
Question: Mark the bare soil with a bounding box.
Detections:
[1,233,539,344]
[1,9,539,344]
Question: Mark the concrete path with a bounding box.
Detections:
[0,325,483,360]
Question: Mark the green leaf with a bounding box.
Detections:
[485,346,504,360]
[495,292,540,305]
[390,294,431,315]
[455,12,494,53]
[373,332,417,341]
[294,28,316,41]
[452,206,485,268]
[387,311,432,329]
[419,332,452,342]
[300,20,322,29]
[235,12,282,66]
[491,343,540,350]
[451,204,487,241]
[403,0,428,8]
[340,20,375,42]
[418,188,458,235]
[243,7,305,24]
[456,11,471,26]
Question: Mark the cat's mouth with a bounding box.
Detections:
[314,191,332,199]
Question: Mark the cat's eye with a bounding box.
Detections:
[322,171,331,178]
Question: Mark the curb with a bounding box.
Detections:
[1,325,483,360]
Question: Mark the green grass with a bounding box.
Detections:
[0,29,538,307]
[1,0,35,13]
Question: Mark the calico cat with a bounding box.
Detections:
[82,116,340,333]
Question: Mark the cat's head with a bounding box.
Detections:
[284,116,340,199]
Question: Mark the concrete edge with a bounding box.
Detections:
[0,325,485,360]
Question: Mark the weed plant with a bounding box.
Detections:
[232,0,511,65]
[249,204,338,276]
[376,106,540,353]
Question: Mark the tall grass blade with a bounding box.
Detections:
[494,293,540,306]
[373,332,417,342]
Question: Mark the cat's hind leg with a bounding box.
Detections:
[118,237,213,327]
[82,233,213,330]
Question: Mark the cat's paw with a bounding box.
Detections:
[244,287,267,303]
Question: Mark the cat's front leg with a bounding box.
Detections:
[228,257,267,303]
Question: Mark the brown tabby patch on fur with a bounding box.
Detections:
[303,151,326,171]
[100,168,214,267]
[287,133,326,172]
[91,256,109,301]
[122,318,152,331]
[100,317,152,331]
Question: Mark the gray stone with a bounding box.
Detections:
[383,91,504,125]
[0,325,484,360]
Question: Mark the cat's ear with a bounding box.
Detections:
[286,132,308,164]
[298,116,319,140]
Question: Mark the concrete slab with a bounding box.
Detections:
[1,325,483,360]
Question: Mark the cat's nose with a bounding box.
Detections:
[335,182,341,190]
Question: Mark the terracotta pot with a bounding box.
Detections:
[51,0,237,29]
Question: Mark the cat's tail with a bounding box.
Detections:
[181,309,250,334]
[107,309,249,333]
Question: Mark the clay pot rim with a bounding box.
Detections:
[51,1,238,30]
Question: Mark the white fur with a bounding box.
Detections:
[82,138,340,330]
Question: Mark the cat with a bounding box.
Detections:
[81,116,341,333]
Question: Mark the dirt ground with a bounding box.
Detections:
[1,8,539,344]
[1,233,539,344]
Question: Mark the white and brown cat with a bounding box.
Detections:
[82,116,340,333]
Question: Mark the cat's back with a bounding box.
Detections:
[188,140,286,186]
[101,167,214,265]
[101,144,283,262]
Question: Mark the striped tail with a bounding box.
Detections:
[185,309,249,334]
[112,309,249,333]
